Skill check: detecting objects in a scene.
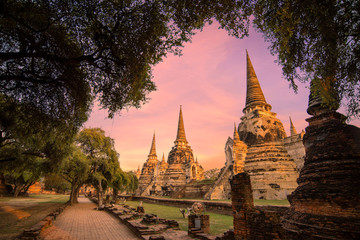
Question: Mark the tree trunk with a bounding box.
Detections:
[98,179,103,206]
[70,181,82,204]
[70,182,77,204]
[13,178,24,197]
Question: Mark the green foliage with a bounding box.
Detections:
[77,128,120,204]
[1,0,251,118]
[44,173,71,193]
[0,153,44,197]
[125,171,139,193]
[249,0,360,117]
[58,144,90,203]
[110,169,129,196]
[0,95,82,167]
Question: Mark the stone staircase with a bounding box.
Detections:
[204,164,232,200]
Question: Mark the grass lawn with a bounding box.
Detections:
[0,194,69,240]
[125,200,233,235]
[254,199,289,206]
[145,197,290,206]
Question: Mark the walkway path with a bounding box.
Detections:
[41,196,140,240]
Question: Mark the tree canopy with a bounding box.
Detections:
[77,128,120,206]
[250,0,360,117]
[0,0,251,118]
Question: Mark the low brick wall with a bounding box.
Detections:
[231,173,288,240]
[127,196,234,216]
[17,201,70,240]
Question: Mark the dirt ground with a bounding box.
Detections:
[0,194,69,240]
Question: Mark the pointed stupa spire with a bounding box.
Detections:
[289,117,298,136]
[243,50,272,113]
[149,132,157,156]
[175,105,188,144]
[161,153,165,162]
[233,123,241,143]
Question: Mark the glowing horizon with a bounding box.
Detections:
[85,23,360,172]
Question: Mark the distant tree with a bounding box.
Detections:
[44,173,71,194]
[0,152,43,197]
[126,171,139,194]
[59,145,89,204]
[77,128,120,206]
[249,0,360,117]
[0,94,86,167]
[110,169,129,200]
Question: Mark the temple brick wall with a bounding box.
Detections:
[283,132,305,171]
[231,172,285,240]
[281,82,360,239]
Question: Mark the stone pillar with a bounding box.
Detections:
[282,90,360,239]
[231,172,254,240]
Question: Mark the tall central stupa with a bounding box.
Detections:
[238,51,299,199]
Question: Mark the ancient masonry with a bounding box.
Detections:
[282,84,360,239]
[206,51,303,200]
[137,106,204,197]
[283,117,305,170]
[231,84,360,239]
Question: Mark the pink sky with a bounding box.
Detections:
[85,23,360,172]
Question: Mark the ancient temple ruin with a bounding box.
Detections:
[282,85,360,239]
[137,133,159,195]
[206,51,303,200]
[230,82,360,239]
[283,117,305,170]
[137,106,204,197]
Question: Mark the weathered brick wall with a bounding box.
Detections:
[282,111,360,239]
[231,173,285,240]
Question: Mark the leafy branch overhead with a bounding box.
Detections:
[251,0,360,117]
[0,0,251,118]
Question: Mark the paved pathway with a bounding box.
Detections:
[41,196,140,240]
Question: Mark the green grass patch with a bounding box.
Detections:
[0,194,69,203]
[126,201,232,235]
[28,194,69,203]
[254,199,289,206]
[139,197,289,206]
[0,194,69,239]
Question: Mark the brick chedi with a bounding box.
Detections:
[282,85,360,239]
[284,117,305,171]
[238,51,299,200]
[137,133,159,196]
[205,124,247,200]
[135,166,141,180]
[162,106,204,194]
[137,106,204,197]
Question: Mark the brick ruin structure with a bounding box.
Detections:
[137,133,159,195]
[230,83,360,239]
[204,124,247,200]
[282,86,360,239]
[135,166,141,179]
[231,172,287,239]
[137,106,205,197]
[283,117,305,170]
[206,52,303,200]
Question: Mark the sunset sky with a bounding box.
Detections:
[85,23,360,172]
